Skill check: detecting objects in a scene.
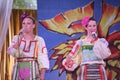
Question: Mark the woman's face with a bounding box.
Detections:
[86,20,97,34]
[22,18,35,33]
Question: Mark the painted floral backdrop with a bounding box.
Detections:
[39,1,120,80]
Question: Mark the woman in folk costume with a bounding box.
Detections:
[62,16,111,80]
[7,14,49,80]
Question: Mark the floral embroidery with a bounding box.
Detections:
[19,67,30,80]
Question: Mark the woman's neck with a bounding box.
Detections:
[84,34,98,43]
[84,35,94,42]
[86,35,93,39]
[23,33,35,40]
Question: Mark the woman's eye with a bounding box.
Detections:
[88,25,91,27]
[93,25,96,27]
[27,23,31,25]
[88,25,96,27]
[22,22,25,24]
[22,22,31,25]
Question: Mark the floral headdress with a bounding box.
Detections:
[81,16,90,27]
[20,13,29,21]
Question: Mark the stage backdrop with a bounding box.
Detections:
[37,0,120,80]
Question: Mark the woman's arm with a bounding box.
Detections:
[7,35,20,57]
[40,68,47,80]
[93,38,111,59]
[62,40,82,71]
[37,37,49,79]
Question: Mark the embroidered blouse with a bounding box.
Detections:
[7,35,49,70]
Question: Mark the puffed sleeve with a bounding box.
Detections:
[62,40,82,71]
[7,35,22,57]
[37,37,49,70]
[93,38,111,59]
[68,40,82,56]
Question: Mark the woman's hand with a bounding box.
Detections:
[65,55,74,68]
[13,28,25,49]
[13,41,20,49]
[19,28,25,39]
[40,73,45,80]
[40,68,46,80]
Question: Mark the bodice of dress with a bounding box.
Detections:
[19,40,37,57]
[7,35,50,70]
[82,41,98,61]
